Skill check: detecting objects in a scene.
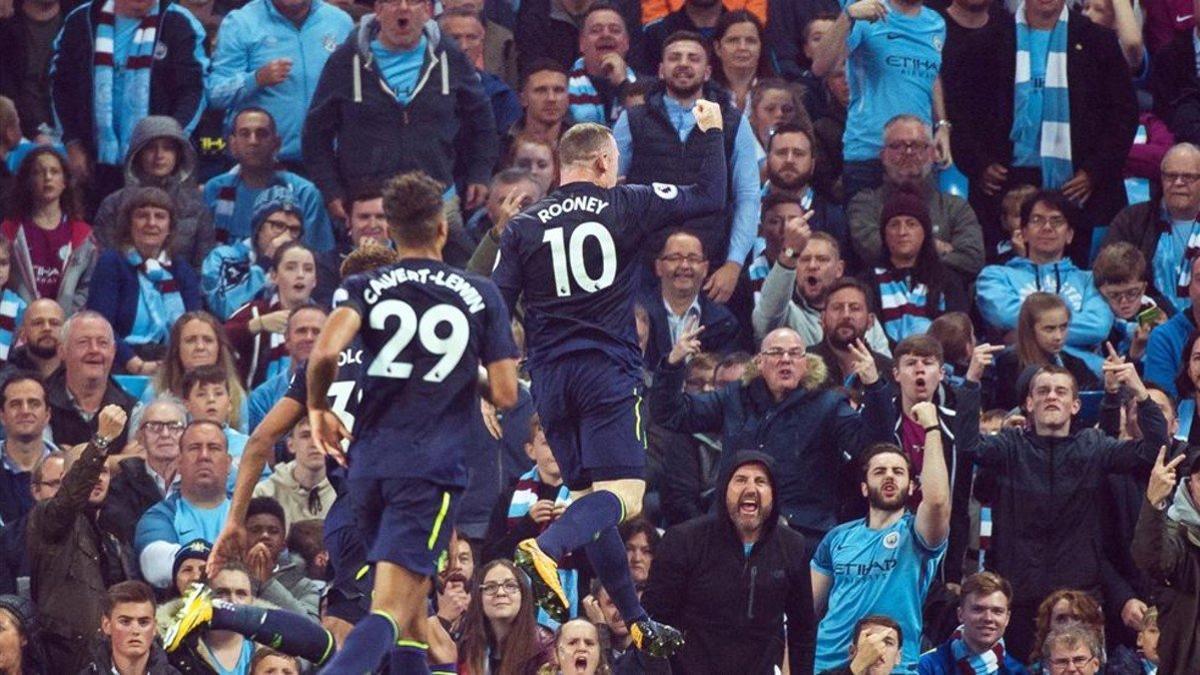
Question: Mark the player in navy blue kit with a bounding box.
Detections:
[161,245,405,666]
[491,101,728,657]
[204,242,399,576]
[309,172,519,675]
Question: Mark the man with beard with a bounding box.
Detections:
[968,362,1167,659]
[642,451,816,673]
[641,230,742,367]
[4,298,64,379]
[847,115,985,284]
[917,571,1029,674]
[615,30,760,303]
[752,223,891,354]
[649,324,895,539]
[808,277,893,393]
[811,401,950,673]
[762,123,851,260]
[28,405,133,673]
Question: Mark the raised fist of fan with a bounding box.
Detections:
[692,100,724,132]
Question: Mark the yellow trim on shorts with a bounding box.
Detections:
[427,491,451,550]
[634,387,646,447]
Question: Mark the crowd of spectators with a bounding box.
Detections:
[0,0,1199,671]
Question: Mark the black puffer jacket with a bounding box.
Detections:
[642,450,816,675]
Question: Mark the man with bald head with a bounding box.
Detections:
[648,325,895,538]
[1104,142,1200,312]
[6,299,65,378]
[43,311,137,453]
[134,420,232,588]
[101,398,188,545]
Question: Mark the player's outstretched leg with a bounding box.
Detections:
[515,489,625,622]
[164,583,337,664]
[322,561,431,674]
[584,526,684,657]
[389,639,432,675]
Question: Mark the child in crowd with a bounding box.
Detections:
[1139,606,1160,673]
[249,649,301,675]
[0,236,27,364]
[980,409,1007,436]
[995,184,1037,263]
[927,312,975,384]
[984,292,1101,411]
[182,365,256,489]
[1093,242,1170,362]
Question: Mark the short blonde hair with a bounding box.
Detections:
[558,123,613,166]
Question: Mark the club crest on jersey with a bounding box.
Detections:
[883,532,901,549]
[652,183,679,200]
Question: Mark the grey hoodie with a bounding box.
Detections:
[93,116,217,267]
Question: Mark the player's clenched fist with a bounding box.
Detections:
[692,100,724,132]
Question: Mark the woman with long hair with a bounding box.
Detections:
[458,560,554,675]
[746,79,812,157]
[862,188,966,346]
[0,147,97,314]
[1172,329,1200,444]
[711,11,774,111]
[1027,590,1119,672]
[985,292,1101,411]
[148,311,247,430]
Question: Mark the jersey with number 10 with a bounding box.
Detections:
[334,258,518,485]
[493,128,727,369]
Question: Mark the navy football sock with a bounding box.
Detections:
[388,641,431,675]
[536,490,623,560]
[429,663,458,674]
[585,526,647,625]
[210,601,336,665]
[319,611,396,673]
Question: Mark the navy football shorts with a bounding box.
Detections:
[348,477,460,577]
[529,351,646,492]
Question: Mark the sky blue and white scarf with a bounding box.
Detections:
[1012,2,1072,189]
[92,0,158,165]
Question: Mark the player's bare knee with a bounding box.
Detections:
[595,479,645,521]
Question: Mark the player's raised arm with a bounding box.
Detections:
[628,99,728,232]
[307,306,362,461]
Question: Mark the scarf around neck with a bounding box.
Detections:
[93,0,159,165]
[950,626,1007,674]
[1011,2,1072,189]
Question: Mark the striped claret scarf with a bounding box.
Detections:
[506,468,571,530]
[1011,1,1072,190]
[93,0,159,165]
[950,626,1008,674]
[567,57,636,125]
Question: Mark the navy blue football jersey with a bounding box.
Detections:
[493,129,726,369]
[286,338,365,434]
[334,259,518,485]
